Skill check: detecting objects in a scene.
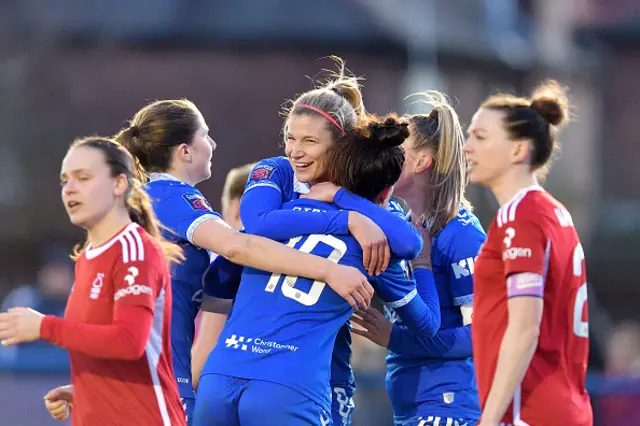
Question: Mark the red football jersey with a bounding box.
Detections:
[42,223,185,426]
[472,186,592,426]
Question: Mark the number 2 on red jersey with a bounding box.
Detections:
[572,243,588,339]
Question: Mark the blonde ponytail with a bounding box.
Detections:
[406,91,471,235]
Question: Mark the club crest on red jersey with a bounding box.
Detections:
[182,193,212,212]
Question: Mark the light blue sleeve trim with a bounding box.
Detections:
[187,214,223,244]
[244,180,282,194]
[453,294,474,306]
[384,288,418,309]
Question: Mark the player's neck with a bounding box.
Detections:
[165,168,197,186]
[491,170,538,206]
[87,208,133,248]
[398,178,432,219]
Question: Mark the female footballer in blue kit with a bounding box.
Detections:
[236,64,424,426]
[115,99,374,425]
[193,115,441,426]
[352,93,486,426]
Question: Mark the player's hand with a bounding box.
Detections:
[350,307,392,347]
[348,211,390,276]
[44,384,73,421]
[300,182,341,203]
[0,307,44,346]
[410,219,432,270]
[325,264,374,310]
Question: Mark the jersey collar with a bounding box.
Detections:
[149,172,183,183]
[504,184,544,206]
[293,176,310,195]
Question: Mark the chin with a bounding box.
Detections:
[468,174,481,185]
[294,172,311,183]
[468,173,490,187]
[196,169,212,184]
[68,213,89,228]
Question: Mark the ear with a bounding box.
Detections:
[175,143,191,163]
[376,186,394,207]
[415,151,433,174]
[113,174,129,198]
[511,140,532,165]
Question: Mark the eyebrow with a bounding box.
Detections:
[60,168,91,177]
[286,134,318,141]
[468,127,488,135]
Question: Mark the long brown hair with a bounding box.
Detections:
[114,99,202,181]
[327,114,408,202]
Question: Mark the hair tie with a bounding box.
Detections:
[129,125,141,138]
[295,104,345,134]
[428,108,439,120]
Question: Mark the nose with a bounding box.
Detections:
[209,137,217,151]
[463,137,473,154]
[63,179,77,196]
[287,140,304,159]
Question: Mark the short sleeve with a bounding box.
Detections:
[500,216,547,277]
[112,258,162,311]
[243,158,291,196]
[447,224,486,306]
[203,256,243,300]
[165,188,222,244]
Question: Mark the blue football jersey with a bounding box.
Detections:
[202,198,438,413]
[243,156,309,202]
[240,157,423,394]
[241,157,355,387]
[145,173,222,399]
[386,207,486,422]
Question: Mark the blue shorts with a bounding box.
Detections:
[181,397,195,426]
[396,415,477,426]
[193,373,332,426]
[331,383,355,426]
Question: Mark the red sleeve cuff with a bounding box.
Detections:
[40,315,62,344]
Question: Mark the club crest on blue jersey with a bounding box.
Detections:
[250,165,275,181]
[182,193,212,212]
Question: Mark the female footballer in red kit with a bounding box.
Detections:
[465,81,593,426]
[0,137,186,425]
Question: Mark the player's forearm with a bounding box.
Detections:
[227,234,334,282]
[391,269,441,337]
[392,297,440,337]
[399,267,441,335]
[388,324,472,358]
[242,195,348,240]
[481,324,539,422]
[40,306,153,360]
[336,189,422,259]
[191,312,227,391]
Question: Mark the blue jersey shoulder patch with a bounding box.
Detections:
[249,164,276,181]
[182,192,213,212]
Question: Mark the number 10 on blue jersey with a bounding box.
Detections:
[264,235,348,307]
